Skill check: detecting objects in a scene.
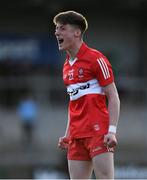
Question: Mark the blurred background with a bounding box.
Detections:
[0,0,147,179]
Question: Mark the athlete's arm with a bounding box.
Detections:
[58,110,70,149]
[64,110,70,137]
[103,82,120,127]
[103,82,120,147]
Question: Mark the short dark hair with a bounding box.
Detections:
[53,11,88,34]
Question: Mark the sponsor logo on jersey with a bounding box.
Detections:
[67,83,90,96]
[67,79,104,100]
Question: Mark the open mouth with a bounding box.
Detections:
[58,39,64,44]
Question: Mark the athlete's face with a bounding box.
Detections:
[55,23,80,51]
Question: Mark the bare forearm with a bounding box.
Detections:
[103,82,120,133]
[108,93,120,127]
[64,111,70,137]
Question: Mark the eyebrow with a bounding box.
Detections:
[56,24,65,29]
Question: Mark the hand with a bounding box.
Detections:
[104,133,117,148]
[58,136,69,150]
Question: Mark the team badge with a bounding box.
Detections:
[94,124,100,131]
[78,68,84,78]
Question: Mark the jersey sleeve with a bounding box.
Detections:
[92,55,114,86]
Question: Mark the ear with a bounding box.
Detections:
[74,29,81,37]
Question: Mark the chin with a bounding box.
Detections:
[59,47,63,51]
[59,46,66,51]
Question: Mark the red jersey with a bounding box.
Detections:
[63,43,114,138]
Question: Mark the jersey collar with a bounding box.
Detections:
[76,42,88,59]
[66,42,88,61]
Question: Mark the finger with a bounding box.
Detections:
[59,137,63,144]
[108,140,117,148]
[58,141,68,149]
[104,136,109,145]
[58,143,65,149]
[58,139,64,148]
[63,138,69,143]
[58,142,62,148]
[103,136,107,143]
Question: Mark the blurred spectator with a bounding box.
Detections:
[17,93,38,146]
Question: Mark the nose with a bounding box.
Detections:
[55,29,59,37]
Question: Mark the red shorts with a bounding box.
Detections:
[67,135,114,160]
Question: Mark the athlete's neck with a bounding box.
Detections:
[67,40,83,60]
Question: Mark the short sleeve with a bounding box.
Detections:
[92,55,114,86]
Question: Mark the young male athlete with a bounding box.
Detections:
[53,11,120,179]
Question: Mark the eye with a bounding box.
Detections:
[61,26,65,31]
[55,26,59,31]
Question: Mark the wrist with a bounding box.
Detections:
[108,125,117,134]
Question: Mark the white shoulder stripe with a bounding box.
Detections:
[97,58,107,79]
[99,58,110,78]
[97,58,110,79]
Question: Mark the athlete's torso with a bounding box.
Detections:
[63,43,114,138]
